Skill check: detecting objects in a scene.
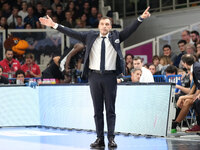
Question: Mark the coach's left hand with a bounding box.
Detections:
[141,6,151,19]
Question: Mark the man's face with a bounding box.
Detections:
[133,59,143,69]
[131,70,142,82]
[5,51,13,61]
[163,47,171,56]
[181,31,190,41]
[16,74,25,83]
[98,19,112,36]
[190,33,198,42]
[178,43,186,52]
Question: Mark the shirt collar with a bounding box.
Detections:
[100,33,109,38]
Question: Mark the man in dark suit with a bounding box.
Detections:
[39,7,150,148]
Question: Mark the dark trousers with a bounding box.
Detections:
[88,71,117,140]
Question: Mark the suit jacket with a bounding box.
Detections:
[56,19,142,78]
[193,62,200,90]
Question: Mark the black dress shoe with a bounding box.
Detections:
[90,138,105,148]
[108,138,117,148]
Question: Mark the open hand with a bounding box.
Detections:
[39,15,55,28]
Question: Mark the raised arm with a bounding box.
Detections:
[39,15,86,43]
[119,7,151,42]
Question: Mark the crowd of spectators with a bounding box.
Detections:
[0,0,120,30]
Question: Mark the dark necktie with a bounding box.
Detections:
[100,37,106,72]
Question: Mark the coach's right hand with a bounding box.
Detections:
[39,15,55,28]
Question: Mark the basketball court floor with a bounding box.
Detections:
[0,127,199,150]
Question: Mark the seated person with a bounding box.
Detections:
[117,68,142,83]
[171,54,200,133]
[15,70,25,85]
[133,56,154,82]
[0,65,9,84]
[21,53,41,78]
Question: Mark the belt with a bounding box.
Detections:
[90,69,116,74]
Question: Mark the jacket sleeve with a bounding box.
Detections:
[56,25,87,44]
[194,65,200,89]
[119,19,142,42]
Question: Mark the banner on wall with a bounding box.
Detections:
[125,42,153,64]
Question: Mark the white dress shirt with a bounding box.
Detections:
[140,67,154,82]
[89,33,117,71]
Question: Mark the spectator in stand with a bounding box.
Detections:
[181,30,193,44]
[149,64,157,75]
[80,13,90,27]
[18,1,28,25]
[89,7,98,28]
[185,43,196,55]
[21,53,41,78]
[41,8,53,29]
[0,49,21,78]
[162,44,177,64]
[133,56,154,82]
[35,2,46,18]
[51,0,63,12]
[55,4,65,23]
[152,55,162,72]
[1,2,12,18]
[159,56,172,75]
[190,30,200,48]
[65,1,79,21]
[15,15,24,29]
[82,1,90,25]
[15,69,25,84]
[0,65,9,84]
[125,54,134,76]
[24,6,40,28]
[174,40,186,68]
[7,6,19,28]
[61,11,76,28]
[196,42,200,62]
[0,16,9,30]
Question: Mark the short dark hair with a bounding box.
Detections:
[183,30,190,35]
[133,56,142,62]
[177,39,186,45]
[131,68,142,73]
[99,16,112,25]
[15,70,25,77]
[125,54,134,60]
[191,30,199,36]
[181,54,195,66]
[5,49,13,54]
[152,55,160,61]
[163,44,171,50]
[165,65,177,74]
